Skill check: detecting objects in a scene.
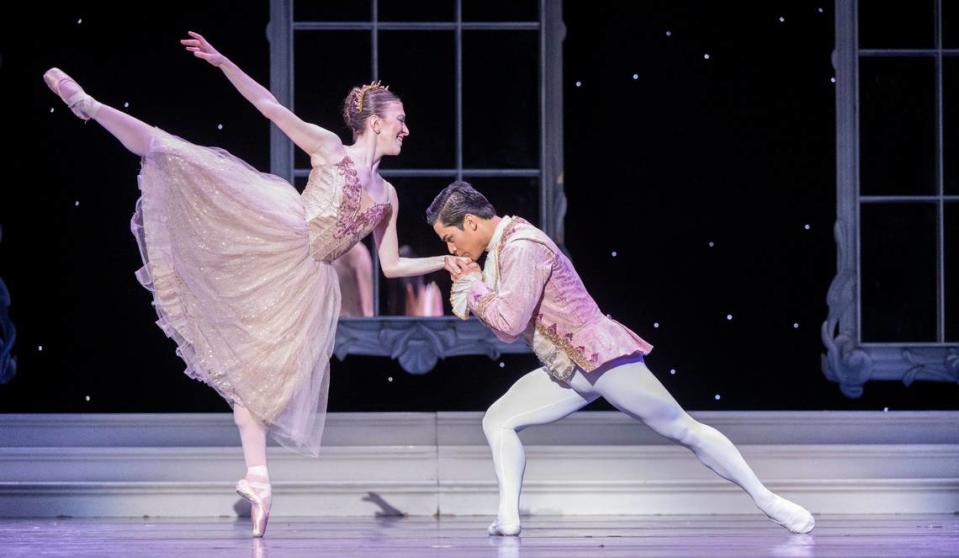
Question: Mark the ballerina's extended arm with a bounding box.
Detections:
[181,31,342,161]
[374,184,468,278]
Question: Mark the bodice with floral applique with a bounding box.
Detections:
[302,156,392,263]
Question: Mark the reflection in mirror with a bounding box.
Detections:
[372,176,541,316]
[333,238,375,318]
[384,245,446,317]
[378,177,455,316]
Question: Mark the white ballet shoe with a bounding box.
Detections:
[761,494,815,534]
[236,476,272,538]
[43,67,101,121]
[488,518,521,536]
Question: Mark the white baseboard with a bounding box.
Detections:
[1,411,957,517]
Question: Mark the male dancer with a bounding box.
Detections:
[426,182,815,536]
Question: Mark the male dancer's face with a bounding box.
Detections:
[433,215,488,262]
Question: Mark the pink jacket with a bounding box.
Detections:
[460,218,652,381]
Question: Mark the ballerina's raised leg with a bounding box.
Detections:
[44,67,274,537]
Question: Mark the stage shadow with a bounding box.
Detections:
[362,491,407,517]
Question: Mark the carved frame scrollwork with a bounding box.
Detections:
[822,0,959,397]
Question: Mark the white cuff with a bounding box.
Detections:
[450,272,483,320]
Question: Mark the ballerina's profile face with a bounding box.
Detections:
[433,214,488,262]
[371,102,410,157]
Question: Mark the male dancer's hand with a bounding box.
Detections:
[181,31,226,67]
[450,261,481,281]
[443,255,472,277]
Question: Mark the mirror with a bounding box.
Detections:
[271,0,564,372]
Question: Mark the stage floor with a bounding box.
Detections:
[0,514,956,557]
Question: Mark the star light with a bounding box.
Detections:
[704,53,711,60]
[726,314,733,321]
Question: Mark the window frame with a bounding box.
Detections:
[823,0,959,397]
[266,0,566,372]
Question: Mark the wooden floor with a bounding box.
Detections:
[1,515,957,557]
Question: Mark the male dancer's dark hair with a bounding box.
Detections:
[425,181,497,229]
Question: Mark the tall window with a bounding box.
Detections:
[267,0,564,371]
[824,0,959,397]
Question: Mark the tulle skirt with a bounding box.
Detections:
[130,129,339,456]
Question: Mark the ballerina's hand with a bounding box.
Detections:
[180,31,225,67]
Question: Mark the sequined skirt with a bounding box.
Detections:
[130,130,339,456]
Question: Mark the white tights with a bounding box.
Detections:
[233,402,269,472]
[482,357,812,532]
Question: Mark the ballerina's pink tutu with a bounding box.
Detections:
[130,129,391,456]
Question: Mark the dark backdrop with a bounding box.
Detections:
[1,1,955,413]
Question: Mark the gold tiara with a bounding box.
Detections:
[356,81,389,113]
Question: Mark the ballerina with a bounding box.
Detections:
[44,31,467,537]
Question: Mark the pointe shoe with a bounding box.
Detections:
[762,494,815,534]
[43,67,100,121]
[236,476,272,538]
[487,518,521,536]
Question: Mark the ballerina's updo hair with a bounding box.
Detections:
[342,81,401,137]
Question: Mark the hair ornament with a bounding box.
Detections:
[356,80,390,113]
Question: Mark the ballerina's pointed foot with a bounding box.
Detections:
[762,494,815,534]
[488,519,521,536]
[236,477,272,538]
[43,67,100,121]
